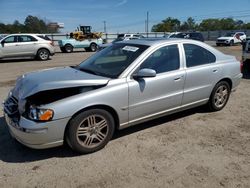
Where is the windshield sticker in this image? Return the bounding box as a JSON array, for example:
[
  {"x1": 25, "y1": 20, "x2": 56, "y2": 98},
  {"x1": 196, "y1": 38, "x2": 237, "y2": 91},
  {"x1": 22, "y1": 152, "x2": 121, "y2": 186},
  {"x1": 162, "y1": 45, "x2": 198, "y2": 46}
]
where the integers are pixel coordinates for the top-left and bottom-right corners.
[{"x1": 122, "y1": 46, "x2": 139, "y2": 52}]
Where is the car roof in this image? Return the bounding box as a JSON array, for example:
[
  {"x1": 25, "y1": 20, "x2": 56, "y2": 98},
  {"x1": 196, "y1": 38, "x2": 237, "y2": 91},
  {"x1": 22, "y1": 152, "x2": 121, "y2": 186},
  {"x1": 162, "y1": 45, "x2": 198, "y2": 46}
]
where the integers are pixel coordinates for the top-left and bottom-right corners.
[{"x1": 119, "y1": 38, "x2": 187, "y2": 46}]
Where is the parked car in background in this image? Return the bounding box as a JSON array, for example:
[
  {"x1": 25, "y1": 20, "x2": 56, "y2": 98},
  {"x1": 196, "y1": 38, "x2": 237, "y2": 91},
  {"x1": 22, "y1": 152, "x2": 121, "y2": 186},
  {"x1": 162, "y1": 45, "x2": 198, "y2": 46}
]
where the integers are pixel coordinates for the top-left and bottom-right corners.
[
  {"x1": 216, "y1": 32, "x2": 246, "y2": 46},
  {"x1": 58, "y1": 37, "x2": 103, "y2": 53},
  {"x1": 242, "y1": 37, "x2": 250, "y2": 72},
  {"x1": 165, "y1": 32, "x2": 204, "y2": 42},
  {"x1": 117, "y1": 33, "x2": 144, "y2": 40},
  {"x1": 0, "y1": 34, "x2": 55, "y2": 61},
  {"x1": 4, "y1": 38, "x2": 242, "y2": 154},
  {"x1": 99, "y1": 34, "x2": 144, "y2": 50}
]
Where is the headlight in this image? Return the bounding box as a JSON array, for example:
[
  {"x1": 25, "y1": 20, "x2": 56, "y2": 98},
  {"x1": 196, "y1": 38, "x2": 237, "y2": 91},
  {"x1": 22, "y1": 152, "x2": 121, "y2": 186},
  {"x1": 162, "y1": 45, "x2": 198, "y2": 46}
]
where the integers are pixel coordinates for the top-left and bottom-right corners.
[{"x1": 29, "y1": 105, "x2": 54, "y2": 121}]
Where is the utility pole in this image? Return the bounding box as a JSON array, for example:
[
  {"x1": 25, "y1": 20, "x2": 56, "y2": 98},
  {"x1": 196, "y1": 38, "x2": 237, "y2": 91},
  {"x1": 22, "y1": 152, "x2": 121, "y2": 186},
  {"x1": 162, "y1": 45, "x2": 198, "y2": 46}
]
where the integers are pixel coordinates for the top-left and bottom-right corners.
[
  {"x1": 103, "y1": 21, "x2": 107, "y2": 43},
  {"x1": 146, "y1": 11, "x2": 149, "y2": 38},
  {"x1": 103, "y1": 21, "x2": 107, "y2": 33}
]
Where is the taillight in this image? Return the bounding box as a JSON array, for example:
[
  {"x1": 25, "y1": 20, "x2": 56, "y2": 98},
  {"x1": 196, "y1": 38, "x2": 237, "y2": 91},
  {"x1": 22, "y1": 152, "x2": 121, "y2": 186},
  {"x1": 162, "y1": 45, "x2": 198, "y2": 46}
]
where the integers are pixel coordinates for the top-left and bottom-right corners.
[
  {"x1": 50, "y1": 41, "x2": 54, "y2": 46},
  {"x1": 240, "y1": 60, "x2": 244, "y2": 73}
]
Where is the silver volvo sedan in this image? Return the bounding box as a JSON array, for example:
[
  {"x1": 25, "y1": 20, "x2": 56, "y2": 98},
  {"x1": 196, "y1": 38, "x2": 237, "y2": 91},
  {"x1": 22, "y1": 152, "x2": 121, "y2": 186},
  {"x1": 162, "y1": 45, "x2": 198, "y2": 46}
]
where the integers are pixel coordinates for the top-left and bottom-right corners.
[{"x1": 3, "y1": 38, "x2": 242, "y2": 153}]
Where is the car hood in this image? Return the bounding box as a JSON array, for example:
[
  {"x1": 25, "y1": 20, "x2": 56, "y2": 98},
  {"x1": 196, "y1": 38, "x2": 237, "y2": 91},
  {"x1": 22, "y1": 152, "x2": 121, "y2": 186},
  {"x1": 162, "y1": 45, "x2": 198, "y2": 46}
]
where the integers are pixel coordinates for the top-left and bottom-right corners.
[
  {"x1": 12, "y1": 66, "x2": 110, "y2": 99},
  {"x1": 217, "y1": 37, "x2": 233, "y2": 40}
]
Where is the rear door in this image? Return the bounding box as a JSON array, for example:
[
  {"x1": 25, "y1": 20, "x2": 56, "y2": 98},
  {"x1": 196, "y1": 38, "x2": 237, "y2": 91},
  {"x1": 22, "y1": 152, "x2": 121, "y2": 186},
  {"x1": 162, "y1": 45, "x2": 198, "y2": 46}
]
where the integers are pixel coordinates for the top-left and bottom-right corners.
[
  {"x1": 17, "y1": 35, "x2": 38, "y2": 55},
  {"x1": 182, "y1": 43, "x2": 222, "y2": 105}
]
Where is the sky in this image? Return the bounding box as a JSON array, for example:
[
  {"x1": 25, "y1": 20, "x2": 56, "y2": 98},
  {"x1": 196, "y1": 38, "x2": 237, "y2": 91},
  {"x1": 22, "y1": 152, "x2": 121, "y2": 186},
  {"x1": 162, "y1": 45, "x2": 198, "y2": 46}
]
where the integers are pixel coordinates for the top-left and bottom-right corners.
[{"x1": 1, "y1": 0, "x2": 250, "y2": 33}]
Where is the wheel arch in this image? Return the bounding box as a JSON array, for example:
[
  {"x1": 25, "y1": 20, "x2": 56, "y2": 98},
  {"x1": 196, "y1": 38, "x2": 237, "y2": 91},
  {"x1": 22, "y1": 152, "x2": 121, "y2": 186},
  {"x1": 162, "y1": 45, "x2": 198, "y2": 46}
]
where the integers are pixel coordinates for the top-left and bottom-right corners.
[
  {"x1": 64, "y1": 43, "x2": 73, "y2": 47},
  {"x1": 64, "y1": 104, "x2": 120, "y2": 141},
  {"x1": 216, "y1": 78, "x2": 232, "y2": 90},
  {"x1": 89, "y1": 42, "x2": 97, "y2": 47},
  {"x1": 36, "y1": 47, "x2": 50, "y2": 56}
]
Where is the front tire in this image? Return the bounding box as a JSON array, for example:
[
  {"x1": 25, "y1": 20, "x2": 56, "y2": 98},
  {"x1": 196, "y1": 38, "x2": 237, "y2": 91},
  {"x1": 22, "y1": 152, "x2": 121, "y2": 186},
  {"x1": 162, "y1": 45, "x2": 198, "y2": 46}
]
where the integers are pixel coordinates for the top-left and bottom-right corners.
[
  {"x1": 229, "y1": 40, "x2": 234, "y2": 46},
  {"x1": 66, "y1": 109, "x2": 115, "y2": 154},
  {"x1": 37, "y1": 49, "x2": 50, "y2": 61},
  {"x1": 208, "y1": 81, "x2": 230, "y2": 111},
  {"x1": 89, "y1": 43, "x2": 98, "y2": 52}
]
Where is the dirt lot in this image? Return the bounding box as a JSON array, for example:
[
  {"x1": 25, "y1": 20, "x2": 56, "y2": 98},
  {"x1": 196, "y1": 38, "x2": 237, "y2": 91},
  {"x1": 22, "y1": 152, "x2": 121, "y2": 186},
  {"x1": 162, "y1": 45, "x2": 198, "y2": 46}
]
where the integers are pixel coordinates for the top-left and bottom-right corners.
[{"x1": 0, "y1": 44, "x2": 250, "y2": 188}]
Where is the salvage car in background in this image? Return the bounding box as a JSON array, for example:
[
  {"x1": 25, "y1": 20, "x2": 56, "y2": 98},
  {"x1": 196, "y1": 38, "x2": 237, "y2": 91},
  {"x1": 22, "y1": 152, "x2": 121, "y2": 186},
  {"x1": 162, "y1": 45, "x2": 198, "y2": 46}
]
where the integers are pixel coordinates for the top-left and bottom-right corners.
[
  {"x1": 216, "y1": 32, "x2": 246, "y2": 46},
  {"x1": 165, "y1": 32, "x2": 204, "y2": 42},
  {"x1": 242, "y1": 37, "x2": 250, "y2": 73},
  {"x1": 99, "y1": 34, "x2": 144, "y2": 50},
  {"x1": 3, "y1": 38, "x2": 242, "y2": 154},
  {"x1": 0, "y1": 34, "x2": 55, "y2": 61}
]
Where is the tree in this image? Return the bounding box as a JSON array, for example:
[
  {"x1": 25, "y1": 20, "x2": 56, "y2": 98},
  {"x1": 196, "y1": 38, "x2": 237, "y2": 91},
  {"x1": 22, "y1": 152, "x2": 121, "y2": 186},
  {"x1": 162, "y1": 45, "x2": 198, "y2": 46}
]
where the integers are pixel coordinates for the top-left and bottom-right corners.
[
  {"x1": 24, "y1": 15, "x2": 48, "y2": 33},
  {"x1": 219, "y1": 18, "x2": 235, "y2": 30},
  {"x1": 152, "y1": 17, "x2": 181, "y2": 32},
  {"x1": 180, "y1": 17, "x2": 196, "y2": 31},
  {"x1": 199, "y1": 18, "x2": 221, "y2": 31}
]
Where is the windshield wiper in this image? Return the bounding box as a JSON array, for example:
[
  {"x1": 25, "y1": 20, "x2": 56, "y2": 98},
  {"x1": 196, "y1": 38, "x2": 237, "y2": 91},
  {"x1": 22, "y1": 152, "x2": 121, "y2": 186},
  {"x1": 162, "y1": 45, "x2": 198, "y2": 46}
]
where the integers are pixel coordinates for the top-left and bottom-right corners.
[{"x1": 78, "y1": 67, "x2": 101, "y2": 76}]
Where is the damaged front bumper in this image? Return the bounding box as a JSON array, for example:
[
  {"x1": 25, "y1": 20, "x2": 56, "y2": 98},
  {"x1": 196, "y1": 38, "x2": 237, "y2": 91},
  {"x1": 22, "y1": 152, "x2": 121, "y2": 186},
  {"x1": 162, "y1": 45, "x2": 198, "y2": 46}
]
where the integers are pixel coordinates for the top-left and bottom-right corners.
[{"x1": 4, "y1": 114, "x2": 70, "y2": 149}]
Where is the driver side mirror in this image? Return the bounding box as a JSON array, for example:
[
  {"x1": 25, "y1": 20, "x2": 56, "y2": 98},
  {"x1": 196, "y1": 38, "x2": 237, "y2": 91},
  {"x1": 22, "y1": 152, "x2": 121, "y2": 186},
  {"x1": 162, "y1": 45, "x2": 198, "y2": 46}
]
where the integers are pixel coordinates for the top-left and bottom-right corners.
[
  {"x1": 1, "y1": 41, "x2": 4, "y2": 47},
  {"x1": 133, "y1": 68, "x2": 156, "y2": 79}
]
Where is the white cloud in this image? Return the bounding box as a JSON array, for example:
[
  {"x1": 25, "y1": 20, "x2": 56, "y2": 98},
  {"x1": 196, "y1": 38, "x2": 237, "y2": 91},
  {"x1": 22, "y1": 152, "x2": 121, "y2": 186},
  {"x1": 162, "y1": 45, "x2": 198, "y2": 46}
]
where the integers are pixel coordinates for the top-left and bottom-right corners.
[{"x1": 115, "y1": 0, "x2": 127, "y2": 7}]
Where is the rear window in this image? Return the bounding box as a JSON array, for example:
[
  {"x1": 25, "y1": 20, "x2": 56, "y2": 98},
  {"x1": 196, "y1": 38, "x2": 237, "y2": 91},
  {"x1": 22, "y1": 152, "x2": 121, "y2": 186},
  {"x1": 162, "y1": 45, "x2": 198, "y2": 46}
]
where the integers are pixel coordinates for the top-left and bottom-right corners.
[{"x1": 37, "y1": 35, "x2": 51, "y2": 41}]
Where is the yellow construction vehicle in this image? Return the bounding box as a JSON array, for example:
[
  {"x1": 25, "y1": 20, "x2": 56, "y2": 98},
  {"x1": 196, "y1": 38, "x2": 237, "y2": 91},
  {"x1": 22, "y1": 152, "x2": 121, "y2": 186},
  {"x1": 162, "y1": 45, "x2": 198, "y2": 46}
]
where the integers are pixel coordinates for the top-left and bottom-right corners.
[{"x1": 69, "y1": 26, "x2": 102, "y2": 41}]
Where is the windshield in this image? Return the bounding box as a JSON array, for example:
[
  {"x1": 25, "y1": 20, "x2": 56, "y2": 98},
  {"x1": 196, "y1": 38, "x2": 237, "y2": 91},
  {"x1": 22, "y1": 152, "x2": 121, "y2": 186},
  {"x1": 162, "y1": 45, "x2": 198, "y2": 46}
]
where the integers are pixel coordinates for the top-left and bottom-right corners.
[
  {"x1": 77, "y1": 43, "x2": 149, "y2": 78},
  {"x1": 112, "y1": 38, "x2": 124, "y2": 43},
  {"x1": 224, "y1": 33, "x2": 234, "y2": 37}
]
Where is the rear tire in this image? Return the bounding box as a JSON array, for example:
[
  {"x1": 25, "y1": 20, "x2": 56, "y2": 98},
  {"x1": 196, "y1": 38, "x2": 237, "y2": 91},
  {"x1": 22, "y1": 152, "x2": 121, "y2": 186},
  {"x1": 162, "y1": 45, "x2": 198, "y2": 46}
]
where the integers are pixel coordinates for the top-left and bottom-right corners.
[
  {"x1": 208, "y1": 81, "x2": 230, "y2": 111},
  {"x1": 66, "y1": 109, "x2": 115, "y2": 154},
  {"x1": 37, "y1": 49, "x2": 50, "y2": 61},
  {"x1": 60, "y1": 47, "x2": 66, "y2": 53}
]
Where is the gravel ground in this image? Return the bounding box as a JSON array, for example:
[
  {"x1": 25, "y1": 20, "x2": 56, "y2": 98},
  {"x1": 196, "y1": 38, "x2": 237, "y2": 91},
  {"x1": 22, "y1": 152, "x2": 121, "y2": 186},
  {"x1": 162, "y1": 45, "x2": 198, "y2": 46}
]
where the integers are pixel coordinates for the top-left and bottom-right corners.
[{"x1": 0, "y1": 44, "x2": 250, "y2": 188}]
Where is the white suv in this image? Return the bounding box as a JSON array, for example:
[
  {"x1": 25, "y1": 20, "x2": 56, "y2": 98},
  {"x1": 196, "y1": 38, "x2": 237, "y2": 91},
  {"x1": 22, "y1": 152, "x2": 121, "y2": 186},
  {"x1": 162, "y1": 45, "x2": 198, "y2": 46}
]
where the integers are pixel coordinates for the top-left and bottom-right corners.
[
  {"x1": 216, "y1": 32, "x2": 246, "y2": 46},
  {"x1": 0, "y1": 34, "x2": 55, "y2": 61}
]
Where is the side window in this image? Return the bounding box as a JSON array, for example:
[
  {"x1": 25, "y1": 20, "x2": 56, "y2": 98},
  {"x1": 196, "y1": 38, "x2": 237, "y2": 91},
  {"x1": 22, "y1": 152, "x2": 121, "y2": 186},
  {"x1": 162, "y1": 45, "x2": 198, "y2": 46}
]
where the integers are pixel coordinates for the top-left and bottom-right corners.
[
  {"x1": 184, "y1": 44, "x2": 216, "y2": 67},
  {"x1": 4, "y1": 36, "x2": 17, "y2": 43},
  {"x1": 140, "y1": 44, "x2": 180, "y2": 74},
  {"x1": 18, "y1": 35, "x2": 37, "y2": 42}
]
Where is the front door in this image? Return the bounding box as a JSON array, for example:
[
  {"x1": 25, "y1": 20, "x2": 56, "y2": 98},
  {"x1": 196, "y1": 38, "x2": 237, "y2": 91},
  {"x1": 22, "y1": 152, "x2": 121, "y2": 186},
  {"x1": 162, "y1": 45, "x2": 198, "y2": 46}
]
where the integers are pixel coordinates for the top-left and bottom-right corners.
[
  {"x1": 1, "y1": 35, "x2": 20, "y2": 57},
  {"x1": 128, "y1": 44, "x2": 185, "y2": 124}
]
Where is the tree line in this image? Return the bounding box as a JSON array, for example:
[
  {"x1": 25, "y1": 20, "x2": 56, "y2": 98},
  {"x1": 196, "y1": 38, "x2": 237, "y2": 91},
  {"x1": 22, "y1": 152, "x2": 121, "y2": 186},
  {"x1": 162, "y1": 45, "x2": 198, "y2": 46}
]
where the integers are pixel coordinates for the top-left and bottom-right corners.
[
  {"x1": 0, "y1": 15, "x2": 59, "y2": 34},
  {"x1": 151, "y1": 17, "x2": 250, "y2": 32}
]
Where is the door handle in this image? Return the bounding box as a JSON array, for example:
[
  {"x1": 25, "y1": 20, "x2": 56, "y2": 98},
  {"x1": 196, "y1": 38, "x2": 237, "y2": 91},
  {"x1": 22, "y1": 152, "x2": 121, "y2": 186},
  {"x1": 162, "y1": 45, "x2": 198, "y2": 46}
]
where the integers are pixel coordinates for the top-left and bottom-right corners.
[
  {"x1": 212, "y1": 69, "x2": 218, "y2": 73},
  {"x1": 174, "y1": 76, "x2": 182, "y2": 81}
]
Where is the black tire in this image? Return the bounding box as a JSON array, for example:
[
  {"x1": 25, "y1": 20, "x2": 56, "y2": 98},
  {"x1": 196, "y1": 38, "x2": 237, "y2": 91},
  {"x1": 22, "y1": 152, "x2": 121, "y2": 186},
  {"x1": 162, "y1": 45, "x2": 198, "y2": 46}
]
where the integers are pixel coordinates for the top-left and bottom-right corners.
[
  {"x1": 89, "y1": 43, "x2": 98, "y2": 52},
  {"x1": 60, "y1": 47, "x2": 66, "y2": 53},
  {"x1": 66, "y1": 109, "x2": 115, "y2": 154},
  {"x1": 65, "y1": 44, "x2": 73, "y2": 53},
  {"x1": 37, "y1": 49, "x2": 50, "y2": 61},
  {"x1": 208, "y1": 81, "x2": 231, "y2": 111},
  {"x1": 229, "y1": 40, "x2": 234, "y2": 46}
]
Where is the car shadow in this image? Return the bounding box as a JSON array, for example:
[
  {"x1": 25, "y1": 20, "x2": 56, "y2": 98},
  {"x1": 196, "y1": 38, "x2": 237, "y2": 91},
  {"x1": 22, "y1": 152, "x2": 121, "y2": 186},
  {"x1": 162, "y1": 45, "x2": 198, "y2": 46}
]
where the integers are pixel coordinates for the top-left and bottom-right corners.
[
  {"x1": 0, "y1": 106, "x2": 207, "y2": 163},
  {"x1": 0, "y1": 58, "x2": 52, "y2": 63}
]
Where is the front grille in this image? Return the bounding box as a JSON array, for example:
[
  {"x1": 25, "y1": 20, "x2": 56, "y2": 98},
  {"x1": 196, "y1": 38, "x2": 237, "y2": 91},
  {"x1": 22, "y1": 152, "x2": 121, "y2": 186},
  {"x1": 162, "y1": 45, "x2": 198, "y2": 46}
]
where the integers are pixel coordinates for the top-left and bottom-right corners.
[
  {"x1": 217, "y1": 39, "x2": 226, "y2": 42},
  {"x1": 4, "y1": 96, "x2": 20, "y2": 121}
]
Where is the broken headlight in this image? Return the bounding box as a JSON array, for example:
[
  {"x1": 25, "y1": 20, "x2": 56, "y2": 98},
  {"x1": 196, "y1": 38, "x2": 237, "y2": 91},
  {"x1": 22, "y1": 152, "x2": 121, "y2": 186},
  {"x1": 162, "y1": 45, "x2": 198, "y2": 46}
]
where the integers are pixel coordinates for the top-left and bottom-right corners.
[{"x1": 28, "y1": 106, "x2": 54, "y2": 121}]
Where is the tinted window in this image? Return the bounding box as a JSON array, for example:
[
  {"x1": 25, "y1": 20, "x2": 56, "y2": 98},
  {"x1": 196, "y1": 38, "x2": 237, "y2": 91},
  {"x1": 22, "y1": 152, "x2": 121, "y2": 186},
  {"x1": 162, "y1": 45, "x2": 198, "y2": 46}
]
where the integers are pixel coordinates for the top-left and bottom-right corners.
[
  {"x1": 140, "y1": 44, "x2": 180, "y2": 74},
  {"x1": 4, "y1": 36, "x2": 17, "y2": 43},
  {"x1": 18, "y1": 35, "x2": 37, "y2": 42},
  {"x1": 184, "y1": 44, "x2": 216, "y2": 67},
  {"x1": 37, "y1": 35, "x2": 51, "y2": 41},
  {"x1": 170, "y1": 33, "x2": 186, "y2": 38}
]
